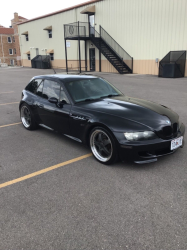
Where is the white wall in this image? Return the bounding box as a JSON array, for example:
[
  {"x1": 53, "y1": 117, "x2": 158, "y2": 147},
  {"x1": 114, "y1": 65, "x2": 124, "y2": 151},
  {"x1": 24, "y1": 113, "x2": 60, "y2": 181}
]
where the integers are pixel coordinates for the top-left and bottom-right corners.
[{"x1": 18, "y1": 0, "x2": 187, "y2": 74}]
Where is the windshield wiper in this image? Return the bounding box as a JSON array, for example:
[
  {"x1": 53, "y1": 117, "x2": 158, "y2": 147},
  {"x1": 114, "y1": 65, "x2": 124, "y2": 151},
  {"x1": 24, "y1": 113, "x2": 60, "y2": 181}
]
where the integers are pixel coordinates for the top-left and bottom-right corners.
[
  {"x1": 100, "y1": 94, "x2": 120, "y2": 99},
  {"x1": 84, "y1": 98, "x2": 95, "y2": 102},
  {"x1": 76, "y1": 98, "x2": 97, "y2": 103}
]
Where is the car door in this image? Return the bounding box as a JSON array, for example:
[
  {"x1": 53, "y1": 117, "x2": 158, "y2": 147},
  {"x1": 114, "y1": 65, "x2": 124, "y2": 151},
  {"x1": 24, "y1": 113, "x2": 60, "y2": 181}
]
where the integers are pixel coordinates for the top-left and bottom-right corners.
[
  {"x1": 37, "y1": 79, "x2": 71, "y2": 135},
  {"x1": 52, "y1": 85, "x2": 72, "y2": 135},
  {"x1": 69, "y1": 105, "x2": 91, "y2": 142}
]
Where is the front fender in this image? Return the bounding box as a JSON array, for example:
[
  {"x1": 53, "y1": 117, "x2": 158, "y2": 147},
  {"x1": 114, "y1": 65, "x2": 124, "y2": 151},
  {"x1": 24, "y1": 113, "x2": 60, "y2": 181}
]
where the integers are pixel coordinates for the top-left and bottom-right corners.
[{"x1": 82, "y1": 113, "x2": 150, "y2": 145}]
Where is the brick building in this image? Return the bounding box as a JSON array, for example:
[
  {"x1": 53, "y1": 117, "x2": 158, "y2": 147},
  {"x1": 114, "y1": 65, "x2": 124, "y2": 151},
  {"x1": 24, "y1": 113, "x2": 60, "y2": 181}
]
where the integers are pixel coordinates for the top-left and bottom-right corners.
[{"x1": 0, "y1": 13, "x2": 27, "y2": 66}]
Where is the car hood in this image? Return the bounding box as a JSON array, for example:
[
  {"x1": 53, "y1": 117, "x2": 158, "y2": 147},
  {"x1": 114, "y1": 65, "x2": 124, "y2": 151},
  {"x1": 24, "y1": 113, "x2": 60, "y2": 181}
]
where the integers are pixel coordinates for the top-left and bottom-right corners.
[{"x1": 78, "y1": 95, "x2": 179, "y2": 130}]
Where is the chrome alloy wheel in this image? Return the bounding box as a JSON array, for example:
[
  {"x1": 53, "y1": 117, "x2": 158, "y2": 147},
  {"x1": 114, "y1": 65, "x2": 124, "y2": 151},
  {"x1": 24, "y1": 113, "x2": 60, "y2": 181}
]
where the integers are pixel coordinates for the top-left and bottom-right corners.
[
  {"x1": 90, "y1": 129, "x2": 113, "y2": 162},
  {"x1": 21, "y1": 106, "x2": 31, "y2": 128}
]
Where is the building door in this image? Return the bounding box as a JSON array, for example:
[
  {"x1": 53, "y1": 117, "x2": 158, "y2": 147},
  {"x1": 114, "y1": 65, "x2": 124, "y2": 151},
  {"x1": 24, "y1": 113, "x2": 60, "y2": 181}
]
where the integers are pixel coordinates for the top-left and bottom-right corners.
[
  {"x1": 89, "y1": 48, "x2": 95, "y2": 71},
  {"x1": 10, "y1": 59, "x2": 14, "y2": 65},
  {"x1": 36, "y1": 48, "x2": 39, "y2": 56},
  {"x1": 89, "y1": 14, "x2": 95, "y2": 37}
]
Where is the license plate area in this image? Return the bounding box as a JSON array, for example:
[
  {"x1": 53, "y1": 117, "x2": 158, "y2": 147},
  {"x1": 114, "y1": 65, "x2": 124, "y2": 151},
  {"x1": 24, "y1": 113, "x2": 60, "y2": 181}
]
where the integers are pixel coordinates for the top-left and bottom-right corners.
[{"x1": 171, "y1": 136, "x2": 183, "y2": 150}]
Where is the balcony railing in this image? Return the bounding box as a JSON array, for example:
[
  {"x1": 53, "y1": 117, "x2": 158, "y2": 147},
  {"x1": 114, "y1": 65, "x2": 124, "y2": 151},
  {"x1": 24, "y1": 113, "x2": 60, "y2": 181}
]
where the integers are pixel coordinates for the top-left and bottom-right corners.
[
  {"x1": 64, "y1": 22, "x2": 100, "y2": 38},
  {"x1": 64, "y1": 22, "x2": 88, "y2": 38}
]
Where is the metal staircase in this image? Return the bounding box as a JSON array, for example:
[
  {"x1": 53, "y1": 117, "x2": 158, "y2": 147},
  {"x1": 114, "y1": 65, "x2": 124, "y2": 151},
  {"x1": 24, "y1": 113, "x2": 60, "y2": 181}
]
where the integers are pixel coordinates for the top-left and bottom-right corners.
[
  {"x1": 90, "y1": 26, "x2": 132, "y2": 74},
  {"x1": 90, "y1": 37, "x2": 132, "y2": 74},
  {"x1": 64, "y1": 22, "x2": 133, "y2": 74}
]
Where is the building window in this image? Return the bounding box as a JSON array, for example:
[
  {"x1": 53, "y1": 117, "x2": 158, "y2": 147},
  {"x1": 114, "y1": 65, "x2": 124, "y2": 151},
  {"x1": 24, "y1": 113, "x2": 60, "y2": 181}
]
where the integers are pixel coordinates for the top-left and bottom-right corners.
[
  {"x1": 48, "y1": 30, "x2": 52, "y2": 38},
  {"x1": 50, "y1": 53, "x2": 54, "y2": 61},
  {"x1": 27, "y1": 54, "x2": 30, "y2": 60},
  {"x1": 9, "y1": 49, "x2": 13, "y2": 55},
  {"x1": 12, "y1": 36, "x2": 15, "y2": 42},
  {"x1": 8, "y1": 37, "x2": 12, "y2": 43},
  {"x1": 10, "y1": 59, "x2": 14, "y2": 65},
  {"x1": 25, "y1": 34, "x2": 29, "y2": 41},
  {"x1": 14, "y1": 48, "x2": 16, "y2": 54}
]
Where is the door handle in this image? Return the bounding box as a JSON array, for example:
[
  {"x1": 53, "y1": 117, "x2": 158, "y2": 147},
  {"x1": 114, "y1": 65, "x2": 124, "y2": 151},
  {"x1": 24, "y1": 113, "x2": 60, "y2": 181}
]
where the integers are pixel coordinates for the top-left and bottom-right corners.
[{"x1": 39, "y1": 104, "x2": 44, "y2": 109}]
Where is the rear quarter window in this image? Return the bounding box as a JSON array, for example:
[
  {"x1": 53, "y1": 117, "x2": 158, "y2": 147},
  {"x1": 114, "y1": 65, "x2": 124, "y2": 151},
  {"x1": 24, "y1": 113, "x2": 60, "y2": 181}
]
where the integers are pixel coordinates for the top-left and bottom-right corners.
[{"x1": 26, "y1": 79, "x2": 43, "y2": 94}]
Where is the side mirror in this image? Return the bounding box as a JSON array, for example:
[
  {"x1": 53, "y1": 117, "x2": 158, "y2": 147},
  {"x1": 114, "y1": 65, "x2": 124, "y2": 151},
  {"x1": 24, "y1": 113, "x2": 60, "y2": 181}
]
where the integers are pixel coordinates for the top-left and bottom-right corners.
[
  {"x1": 57, "y1": 99, "x2": 67, "y2": 108},
  {"x1": 48, "y1": 97, "x2": 58, "y2": 104},
  {"x1": 60, "y1": 99, "x2": 67, "y2": 104}
]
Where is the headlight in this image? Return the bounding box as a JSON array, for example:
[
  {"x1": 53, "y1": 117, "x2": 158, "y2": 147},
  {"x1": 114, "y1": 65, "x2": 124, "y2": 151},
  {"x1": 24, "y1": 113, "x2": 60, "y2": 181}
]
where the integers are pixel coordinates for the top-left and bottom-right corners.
[{"x1": 124, "y1": 131, "x2": 157, "y2": 141}]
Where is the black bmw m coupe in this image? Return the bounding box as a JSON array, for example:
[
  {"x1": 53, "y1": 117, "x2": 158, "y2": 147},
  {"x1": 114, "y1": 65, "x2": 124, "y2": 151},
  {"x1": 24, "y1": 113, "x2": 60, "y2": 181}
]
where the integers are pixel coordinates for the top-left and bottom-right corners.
[{"x1": 19, "y1": 75, "x2": 185, "y2": 165}]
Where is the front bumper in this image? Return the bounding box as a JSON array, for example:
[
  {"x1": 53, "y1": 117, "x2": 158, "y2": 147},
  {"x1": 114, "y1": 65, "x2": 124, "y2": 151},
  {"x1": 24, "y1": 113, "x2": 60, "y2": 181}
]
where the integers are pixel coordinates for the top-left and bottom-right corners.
[{"x1": 114, "y1": 123, "x2": 185, "y2": 164}]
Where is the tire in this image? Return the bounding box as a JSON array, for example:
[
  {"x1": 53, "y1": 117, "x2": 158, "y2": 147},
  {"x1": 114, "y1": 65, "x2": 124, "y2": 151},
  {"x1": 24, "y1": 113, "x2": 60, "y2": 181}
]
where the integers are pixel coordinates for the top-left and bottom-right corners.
[
  {"x1": 89, "y1": 127, "x2": 118, "y2": 165},
  {"x1": 20, "y1": 103, "x2": 38, "y2": 130}
]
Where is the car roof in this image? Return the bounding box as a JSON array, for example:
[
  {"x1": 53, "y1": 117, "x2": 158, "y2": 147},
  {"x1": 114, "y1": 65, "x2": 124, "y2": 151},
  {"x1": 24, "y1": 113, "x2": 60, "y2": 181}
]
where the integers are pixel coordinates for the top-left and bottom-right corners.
[{"x1": 34, "y1": 74, "x2": 98, "y2": 82}]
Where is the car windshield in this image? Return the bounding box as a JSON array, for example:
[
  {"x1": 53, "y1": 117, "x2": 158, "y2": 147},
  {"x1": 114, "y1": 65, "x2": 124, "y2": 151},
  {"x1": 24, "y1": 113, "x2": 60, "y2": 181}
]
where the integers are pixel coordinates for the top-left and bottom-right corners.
[{"x1": 64, "y1": 78, "x2": 123, "y2": 103}]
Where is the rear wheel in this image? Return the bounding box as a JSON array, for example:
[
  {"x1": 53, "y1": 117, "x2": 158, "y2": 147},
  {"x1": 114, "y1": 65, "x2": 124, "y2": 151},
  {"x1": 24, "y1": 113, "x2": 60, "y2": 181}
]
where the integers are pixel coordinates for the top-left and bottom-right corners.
[
  {"x1": 89, "y1": 127, "x2": 118, "y2": 165},
  {"x1": 20, "y1": 103, "x2": 38, "y2": 130}
]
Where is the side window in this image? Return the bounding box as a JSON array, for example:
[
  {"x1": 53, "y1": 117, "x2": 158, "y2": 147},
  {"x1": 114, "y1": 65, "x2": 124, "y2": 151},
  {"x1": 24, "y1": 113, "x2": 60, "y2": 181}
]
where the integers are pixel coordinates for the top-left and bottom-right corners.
[
  {"x1": 42, "y1": 80, "x2": 60, "y2": 100},
  {"x1": 26, "y1": 79, "x2": 43, "y2": 94},
  {"x1": 36, "y1": 81, "x2": 43, "y2": 97},
  {"x1": 9, "y1": 49, "x2": 13, "y2": 55},
  {"x1": 60, "y1": 88, "x2": 70, "y2": 104}
]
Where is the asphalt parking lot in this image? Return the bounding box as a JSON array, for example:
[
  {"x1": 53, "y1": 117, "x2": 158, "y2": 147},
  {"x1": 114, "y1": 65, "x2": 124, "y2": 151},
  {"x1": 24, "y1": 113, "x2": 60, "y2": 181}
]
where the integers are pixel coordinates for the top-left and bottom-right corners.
[{"x1": 0, "y1": 67, "x2": 186, "y2": 250}]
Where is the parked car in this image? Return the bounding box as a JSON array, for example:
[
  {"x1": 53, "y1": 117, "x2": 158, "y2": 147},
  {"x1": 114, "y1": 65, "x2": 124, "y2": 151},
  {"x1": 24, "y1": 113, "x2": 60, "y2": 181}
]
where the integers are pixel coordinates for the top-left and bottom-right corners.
[{"x1": 19, "y1": 75, "x2": 185, "y2": 165}]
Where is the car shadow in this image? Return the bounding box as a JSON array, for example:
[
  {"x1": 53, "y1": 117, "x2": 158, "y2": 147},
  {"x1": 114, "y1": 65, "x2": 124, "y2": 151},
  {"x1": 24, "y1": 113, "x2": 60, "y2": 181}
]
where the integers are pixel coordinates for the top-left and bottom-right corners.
[
  {"x1": 34, "y1": 126, "x2": 182, "y2": 171},
  {"x1": 112, "y1": 150, "x2": 181, "y2": 171}
]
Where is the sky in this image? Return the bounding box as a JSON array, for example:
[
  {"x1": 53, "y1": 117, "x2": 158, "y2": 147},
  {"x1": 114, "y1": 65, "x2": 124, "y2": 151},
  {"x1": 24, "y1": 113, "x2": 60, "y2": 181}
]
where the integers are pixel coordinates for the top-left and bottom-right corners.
[{"x1": 1, "y1": 0, "x2": 88, "y2": 27}]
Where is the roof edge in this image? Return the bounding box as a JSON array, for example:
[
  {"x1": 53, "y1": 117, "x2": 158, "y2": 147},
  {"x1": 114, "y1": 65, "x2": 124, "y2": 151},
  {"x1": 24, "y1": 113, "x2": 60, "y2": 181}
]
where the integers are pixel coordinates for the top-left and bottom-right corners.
[
  {"x1": 18, "y1": 0, "x2": 103, "y2": 25},
  {"x1": 0, "y1": 27, "x2": 14, "y2": 34}
]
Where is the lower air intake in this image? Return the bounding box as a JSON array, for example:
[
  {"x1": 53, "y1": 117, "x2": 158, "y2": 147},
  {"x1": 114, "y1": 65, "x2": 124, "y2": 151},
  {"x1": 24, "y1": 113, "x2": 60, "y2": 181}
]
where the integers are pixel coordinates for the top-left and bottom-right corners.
[{"x1": 162, "y1": 126, "x2": 172, "y2": 137}]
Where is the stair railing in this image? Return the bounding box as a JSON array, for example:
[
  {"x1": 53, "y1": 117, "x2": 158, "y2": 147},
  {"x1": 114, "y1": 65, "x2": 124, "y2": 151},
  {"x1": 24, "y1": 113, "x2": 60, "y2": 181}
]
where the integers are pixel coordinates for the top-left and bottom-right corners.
[
  {"x1": 100, "y1": 26, "x2": 133, "y2": 72},
  {"x1": 63, "y1": 22, "x2": 133, "y2": 73}
]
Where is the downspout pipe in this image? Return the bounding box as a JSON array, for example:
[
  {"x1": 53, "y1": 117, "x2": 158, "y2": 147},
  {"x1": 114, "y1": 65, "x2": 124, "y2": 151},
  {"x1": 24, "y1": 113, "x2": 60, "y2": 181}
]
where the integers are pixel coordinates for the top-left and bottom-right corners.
[{"x1": 1, "y1": 35, "x2": 5, "y2": 63}]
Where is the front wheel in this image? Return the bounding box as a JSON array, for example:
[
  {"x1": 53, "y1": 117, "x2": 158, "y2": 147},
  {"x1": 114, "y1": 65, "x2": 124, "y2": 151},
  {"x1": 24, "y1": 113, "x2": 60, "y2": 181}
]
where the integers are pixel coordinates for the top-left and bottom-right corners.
[{"x1": 89, "y1": 127, "x2": 118, "y2": 165}]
